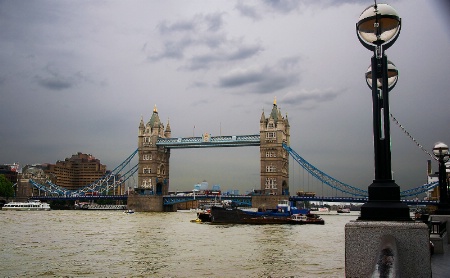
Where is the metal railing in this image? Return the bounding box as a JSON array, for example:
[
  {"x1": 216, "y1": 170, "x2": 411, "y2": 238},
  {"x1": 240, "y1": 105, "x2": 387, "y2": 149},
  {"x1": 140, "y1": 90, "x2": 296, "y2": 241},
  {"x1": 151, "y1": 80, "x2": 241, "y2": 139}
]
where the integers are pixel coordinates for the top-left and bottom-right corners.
[{"x1": 430, "y1": 220, "x2": 447, "y2": 237}]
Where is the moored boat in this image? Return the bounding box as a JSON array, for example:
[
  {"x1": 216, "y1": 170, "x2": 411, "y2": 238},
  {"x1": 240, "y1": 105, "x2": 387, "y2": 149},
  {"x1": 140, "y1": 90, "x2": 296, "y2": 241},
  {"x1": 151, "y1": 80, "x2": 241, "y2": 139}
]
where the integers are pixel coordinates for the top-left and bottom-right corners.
[
  {"x1": 289, "y1": 213, "x2": 325, "y2": 225},
  {"x1": 74, "y1": 201, "x2": 126, "y2": 210},
  {"x1": 209, "y1": 200, "x2": 324, "y2": 225},
  {"x1": 337, "y1": 208, "x2": 351, "y2": 213},
  {"x1": 2, "y1": 200, "x2": 51, "y2": 211}
]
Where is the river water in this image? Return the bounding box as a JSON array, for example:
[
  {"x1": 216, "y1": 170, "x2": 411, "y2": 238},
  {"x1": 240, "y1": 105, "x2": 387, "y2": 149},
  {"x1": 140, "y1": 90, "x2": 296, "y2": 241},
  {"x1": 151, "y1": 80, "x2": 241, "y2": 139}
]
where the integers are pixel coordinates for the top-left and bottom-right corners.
[{"x1": 0, "y1": 210, "x2": 359, "y2": 277}]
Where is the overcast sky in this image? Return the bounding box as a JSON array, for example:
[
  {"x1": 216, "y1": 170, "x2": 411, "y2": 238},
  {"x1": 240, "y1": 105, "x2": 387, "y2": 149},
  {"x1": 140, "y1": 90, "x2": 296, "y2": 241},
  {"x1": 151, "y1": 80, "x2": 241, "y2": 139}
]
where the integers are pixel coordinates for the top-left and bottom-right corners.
[{"x1": 1, "y1": 0, "x2": 449, "y2": 195}]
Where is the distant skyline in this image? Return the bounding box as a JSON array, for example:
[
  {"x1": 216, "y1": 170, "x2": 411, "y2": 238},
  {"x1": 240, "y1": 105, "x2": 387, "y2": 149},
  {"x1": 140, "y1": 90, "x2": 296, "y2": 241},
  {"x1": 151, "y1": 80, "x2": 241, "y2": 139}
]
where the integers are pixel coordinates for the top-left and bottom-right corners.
[{"x1": 1, "y1": 0, "x2": 449, "y2": 195}]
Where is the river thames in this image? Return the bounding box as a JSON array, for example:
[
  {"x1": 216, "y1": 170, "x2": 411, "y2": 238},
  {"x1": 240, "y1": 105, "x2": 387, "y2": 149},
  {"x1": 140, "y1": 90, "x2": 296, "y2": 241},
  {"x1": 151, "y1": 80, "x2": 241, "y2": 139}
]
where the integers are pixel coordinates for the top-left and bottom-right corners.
[{"x1": 0, "y1": 210, "x2": 359, "y2": 277}]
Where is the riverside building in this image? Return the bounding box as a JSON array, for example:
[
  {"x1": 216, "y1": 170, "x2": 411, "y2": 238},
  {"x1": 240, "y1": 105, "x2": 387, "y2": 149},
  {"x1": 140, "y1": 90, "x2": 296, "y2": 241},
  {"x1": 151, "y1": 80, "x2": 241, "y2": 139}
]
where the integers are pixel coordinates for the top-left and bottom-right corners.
[{"x1": 46, "y1": 152, "x2": 107, "y2": 191}]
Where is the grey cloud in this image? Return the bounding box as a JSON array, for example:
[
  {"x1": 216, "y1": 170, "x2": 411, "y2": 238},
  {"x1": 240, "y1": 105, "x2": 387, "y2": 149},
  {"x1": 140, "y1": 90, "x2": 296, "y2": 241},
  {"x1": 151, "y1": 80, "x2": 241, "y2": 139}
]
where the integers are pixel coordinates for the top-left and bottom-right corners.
[
  {"x1": 228, "y1": 45, "x2": 262, "y2": 60},
  {"x1": 280, "y1": 88, "x2": 342, "y2": 108},
  {"x1": 219, "y1": 69, "x2": 263, "y2": 88},
  {"x1": 151, "y1": 14, "x2": 225, "y2": 62},
  {"x1": 262, "y1": 0, "x2": 301, "y2": 14},
  {"x1": 158, "y1": 20, "x2": 196, "y2": 35},
  {"x1": 237, "y1": 0, "x2": 363, "y2": 19},
  {"x1": 204, "y1": 13, "x2": 225, "y2": 32},
  {"x1": 37, "y1": 77, "x2": 72, "y2": 90},
  {"x1": 235, "y1": 2, "x2": 262, "y2": 20},
  {"x1": 149, "y1": 37, "x2": 194, "y2": 61},
  {"x1": 33, "y1": 65, "x2": 99, "y2": 91},
  {"x1": 186, "y1": 44, "x2": 262, "y2": 70},
  {"x1": 150, "y1": 12, "x2": 262, "y2": 69},
  {"x1": 34, "y1": 65, "x2": 75, "y2": 91},
  {"x1": 158, "y1": 12, "x2": 225, "y2": 35},
  {"x1": 218, "y1": 58, "x2": 301, "y2": 94}
]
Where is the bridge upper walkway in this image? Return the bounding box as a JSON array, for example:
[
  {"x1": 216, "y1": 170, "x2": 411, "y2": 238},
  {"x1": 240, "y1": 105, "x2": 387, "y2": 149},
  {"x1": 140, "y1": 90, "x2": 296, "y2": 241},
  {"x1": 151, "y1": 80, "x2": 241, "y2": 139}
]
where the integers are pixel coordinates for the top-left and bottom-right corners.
[{"x1": 156, "y1": 134, "x2": 260, "y2": 148}]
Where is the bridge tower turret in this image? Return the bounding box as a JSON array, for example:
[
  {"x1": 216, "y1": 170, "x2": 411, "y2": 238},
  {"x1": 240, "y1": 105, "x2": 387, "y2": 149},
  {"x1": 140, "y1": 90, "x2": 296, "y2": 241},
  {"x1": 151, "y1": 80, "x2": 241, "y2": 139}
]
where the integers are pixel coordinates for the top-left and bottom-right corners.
[
  {"x1": 137, "y1": 105, "x2": 170, "y2": 195},
  {"x1": 259, "y1": 98, "x2": 290, "y2": 195}
]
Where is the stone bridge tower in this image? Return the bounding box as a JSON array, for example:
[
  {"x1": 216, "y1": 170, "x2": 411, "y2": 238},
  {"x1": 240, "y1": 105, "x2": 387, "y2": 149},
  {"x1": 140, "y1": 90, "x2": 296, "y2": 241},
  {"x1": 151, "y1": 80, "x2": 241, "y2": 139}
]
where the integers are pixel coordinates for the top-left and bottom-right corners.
[
  {"x1": 259, "y1": 99, "x2": 290, "y2": 195},
  {"x1": 137, "y1": 105, "x2": 171, "y2": 195}
]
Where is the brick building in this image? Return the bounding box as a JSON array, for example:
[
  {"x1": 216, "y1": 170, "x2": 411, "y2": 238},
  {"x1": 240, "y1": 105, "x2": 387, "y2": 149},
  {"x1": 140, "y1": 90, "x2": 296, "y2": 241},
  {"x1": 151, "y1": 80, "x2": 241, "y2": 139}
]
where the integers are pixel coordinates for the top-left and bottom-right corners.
[{"x1": 47, "y1": 152, "x2": 107, "y2": 191}]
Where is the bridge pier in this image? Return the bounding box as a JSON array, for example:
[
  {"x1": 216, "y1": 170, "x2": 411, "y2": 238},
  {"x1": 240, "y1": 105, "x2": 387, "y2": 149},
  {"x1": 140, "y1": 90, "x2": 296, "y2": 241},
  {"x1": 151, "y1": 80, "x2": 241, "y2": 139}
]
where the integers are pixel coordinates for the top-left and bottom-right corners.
[
  {"x1": 251, "y1": 195, "x2": 289, "y2": 210},
  {"x1": 127, "y1": 194, "x2": 176, "y2": 212}
]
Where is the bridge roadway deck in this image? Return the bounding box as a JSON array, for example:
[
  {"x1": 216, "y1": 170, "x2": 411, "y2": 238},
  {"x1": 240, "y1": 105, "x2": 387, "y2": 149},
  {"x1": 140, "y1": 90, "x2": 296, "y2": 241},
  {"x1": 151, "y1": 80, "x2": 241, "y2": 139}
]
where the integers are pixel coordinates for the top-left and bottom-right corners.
[{"x1": 31, "y1": 194, "x2": 438, "y2": 206}]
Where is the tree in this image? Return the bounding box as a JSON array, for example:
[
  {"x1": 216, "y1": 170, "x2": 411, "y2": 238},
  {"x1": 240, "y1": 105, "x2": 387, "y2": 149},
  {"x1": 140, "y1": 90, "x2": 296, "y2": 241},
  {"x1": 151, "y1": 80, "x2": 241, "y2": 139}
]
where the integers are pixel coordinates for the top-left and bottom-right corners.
[{"x1": 0, "y1": 174, "x2": 14, "y2": 199}]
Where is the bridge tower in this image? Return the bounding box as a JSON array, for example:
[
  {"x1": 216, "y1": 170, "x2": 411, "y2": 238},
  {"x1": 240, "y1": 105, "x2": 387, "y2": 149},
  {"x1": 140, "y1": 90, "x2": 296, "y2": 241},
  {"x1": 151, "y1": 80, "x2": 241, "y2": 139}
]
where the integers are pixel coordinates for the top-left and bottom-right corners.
[
  {"x1": 137, "y1": 105, "x2": 171, "y2": 195},
  {"x1": 259, "y1": 99, "x2": 290, "y2": 195}
]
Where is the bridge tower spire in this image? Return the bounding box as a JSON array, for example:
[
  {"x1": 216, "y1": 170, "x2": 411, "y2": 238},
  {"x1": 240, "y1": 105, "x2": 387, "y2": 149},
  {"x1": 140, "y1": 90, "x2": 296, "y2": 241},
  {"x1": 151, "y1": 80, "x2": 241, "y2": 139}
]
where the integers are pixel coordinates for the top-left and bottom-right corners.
[
  {"x1": 259, "y1": 100, "x2": 290, "y2": 195},
  {"x1": 137, "y1": 105, "x2": 170, "y2": 195}
]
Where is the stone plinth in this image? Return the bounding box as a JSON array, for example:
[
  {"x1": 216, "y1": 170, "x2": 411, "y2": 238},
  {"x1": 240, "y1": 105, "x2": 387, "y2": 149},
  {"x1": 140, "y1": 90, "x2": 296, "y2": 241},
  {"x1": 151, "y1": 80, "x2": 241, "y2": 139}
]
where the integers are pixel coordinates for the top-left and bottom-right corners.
[{"x1": 345, "y1": 221, "x2": 431, "y2": 277}]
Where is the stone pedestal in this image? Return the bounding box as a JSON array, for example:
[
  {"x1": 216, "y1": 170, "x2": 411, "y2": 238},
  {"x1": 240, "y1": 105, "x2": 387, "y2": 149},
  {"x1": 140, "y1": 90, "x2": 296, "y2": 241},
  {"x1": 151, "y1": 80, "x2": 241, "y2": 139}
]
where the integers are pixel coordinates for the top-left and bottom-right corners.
[{"x1": 345, "y1": 221, "x2": 431, "y2": 277}]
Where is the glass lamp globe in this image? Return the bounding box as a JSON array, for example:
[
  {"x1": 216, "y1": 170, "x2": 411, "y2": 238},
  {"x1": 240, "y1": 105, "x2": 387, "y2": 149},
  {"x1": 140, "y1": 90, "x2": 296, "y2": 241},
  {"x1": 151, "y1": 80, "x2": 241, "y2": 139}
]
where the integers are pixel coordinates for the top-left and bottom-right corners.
[
  {"x1": 365, "y1": 60, "x2": 398, "y2": 90},
  {"x1": 357, "y1": 3, "x2": 401, "y2": 47},
  {"x1": 433, "y1": 142, "x2": 449, "y2": 162}
]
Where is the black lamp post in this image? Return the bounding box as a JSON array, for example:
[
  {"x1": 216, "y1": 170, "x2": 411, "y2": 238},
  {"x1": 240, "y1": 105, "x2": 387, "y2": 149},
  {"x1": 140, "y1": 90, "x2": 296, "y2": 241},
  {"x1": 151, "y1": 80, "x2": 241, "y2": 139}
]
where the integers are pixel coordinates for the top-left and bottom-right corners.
[
  {"x1": 433, "y1": 142, "x2": 450, "y2": 215},
  {"x1": 356, "y1": 3, "x2": 411, "y2": 221}
]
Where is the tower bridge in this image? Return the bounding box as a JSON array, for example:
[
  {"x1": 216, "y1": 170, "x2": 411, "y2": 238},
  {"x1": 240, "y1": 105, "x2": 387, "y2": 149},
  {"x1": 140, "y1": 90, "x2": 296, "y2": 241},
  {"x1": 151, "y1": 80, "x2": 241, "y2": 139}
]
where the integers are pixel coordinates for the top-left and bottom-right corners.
[
  {"x1": 136, "y1": 100, "x2": 290, "y2": 199},
  {"x1": 28, "y1": 100, "x2": 440, "y2": 211}
]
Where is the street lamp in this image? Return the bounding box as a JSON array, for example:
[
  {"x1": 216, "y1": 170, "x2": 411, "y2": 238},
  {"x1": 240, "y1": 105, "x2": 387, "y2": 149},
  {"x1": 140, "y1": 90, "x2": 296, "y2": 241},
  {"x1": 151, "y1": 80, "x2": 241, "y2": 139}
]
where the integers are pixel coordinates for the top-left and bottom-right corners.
[
  {"x1": 433, "y1": 142, "x2": 450, "y2": 214},
  {"x1": 356, "y1": 3, "x2": 411, "y2": 221}
]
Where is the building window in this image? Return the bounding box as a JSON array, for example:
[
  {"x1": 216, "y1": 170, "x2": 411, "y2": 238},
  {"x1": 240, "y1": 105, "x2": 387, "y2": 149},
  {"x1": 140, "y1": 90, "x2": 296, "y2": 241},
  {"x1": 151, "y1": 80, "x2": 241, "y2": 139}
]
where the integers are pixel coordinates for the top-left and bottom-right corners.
[
  {"x1": 265, "y1": 151, "x2": 276, "y2": 158},
  {"x1": 265, "y1": 177, "x2": 277, "y2": 189},
  {"x1": 266, "y1": 165, "x2": 276, "y2": 172},
  {"x1": 266, "y1": 132, "x2": 276, "y2": 139},
  {"x1": 143, "y1": 154, "x2": 152, "y2": 161},
  {"x1": 143, "y1": 167, "x2": 151, "y2": 174},
  {"x1": 268, "y1": 122, "x2": 274, "y2": 129},
  {"x1": 142, "y1": 178, "x2": 152, "y2": 189}
]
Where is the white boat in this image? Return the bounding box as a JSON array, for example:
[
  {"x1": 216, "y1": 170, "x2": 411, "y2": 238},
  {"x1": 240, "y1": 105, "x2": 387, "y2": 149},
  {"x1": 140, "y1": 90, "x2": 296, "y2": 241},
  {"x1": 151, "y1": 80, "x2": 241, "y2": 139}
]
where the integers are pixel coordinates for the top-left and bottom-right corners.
[
  {"x1": 337, "y1": 208, "x2": 351, "y2": 213},
  {"x1": 318, "y1": 207, "x2": 329, "y2": 212},
  {"x1": 2, "y1": 200, "x2": 51, "y2": 211}
]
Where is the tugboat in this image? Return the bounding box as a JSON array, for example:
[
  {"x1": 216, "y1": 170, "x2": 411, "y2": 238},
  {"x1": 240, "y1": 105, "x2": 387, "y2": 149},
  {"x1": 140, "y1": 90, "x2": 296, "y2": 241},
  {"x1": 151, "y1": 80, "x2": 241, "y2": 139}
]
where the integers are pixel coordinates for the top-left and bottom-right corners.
[{"x1": 196, "y1": 209, "x2": 212, "y2": 222}]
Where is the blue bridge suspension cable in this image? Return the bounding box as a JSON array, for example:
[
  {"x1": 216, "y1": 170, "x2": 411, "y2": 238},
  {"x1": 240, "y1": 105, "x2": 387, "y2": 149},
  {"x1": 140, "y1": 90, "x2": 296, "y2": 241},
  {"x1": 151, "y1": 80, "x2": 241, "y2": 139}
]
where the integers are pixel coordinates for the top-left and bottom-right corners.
[
  {"x1": 28, "y1": 141, "x2": 439, "y2": 199},
  {"x1": 283, "y1": 143, "x2": 368, "y2": 197}
]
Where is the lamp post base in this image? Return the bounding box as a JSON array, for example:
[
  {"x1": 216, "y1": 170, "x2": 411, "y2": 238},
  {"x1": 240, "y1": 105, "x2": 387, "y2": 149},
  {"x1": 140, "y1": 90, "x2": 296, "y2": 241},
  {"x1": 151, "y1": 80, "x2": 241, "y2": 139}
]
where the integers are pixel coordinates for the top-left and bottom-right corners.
[
  {"x1": 359, "y1": 201, "x2": 411, "y2": 221},
  {"x1": 358, "y1": 180, "x2": 412, "y2": 221}
]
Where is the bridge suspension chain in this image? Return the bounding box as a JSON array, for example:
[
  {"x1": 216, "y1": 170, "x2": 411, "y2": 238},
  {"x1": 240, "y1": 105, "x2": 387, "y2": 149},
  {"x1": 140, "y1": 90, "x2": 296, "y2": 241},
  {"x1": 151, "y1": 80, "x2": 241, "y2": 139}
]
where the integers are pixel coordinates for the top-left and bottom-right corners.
[
  {"x1": 390, "y1": 113, "x2": 437, "y2": 161},
  {"x1": 283, "y1": 143, "x2": 368, "y2": 197},
  {"x1": 284, "y1": 143, "x2": 439, "y2": 198}
]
